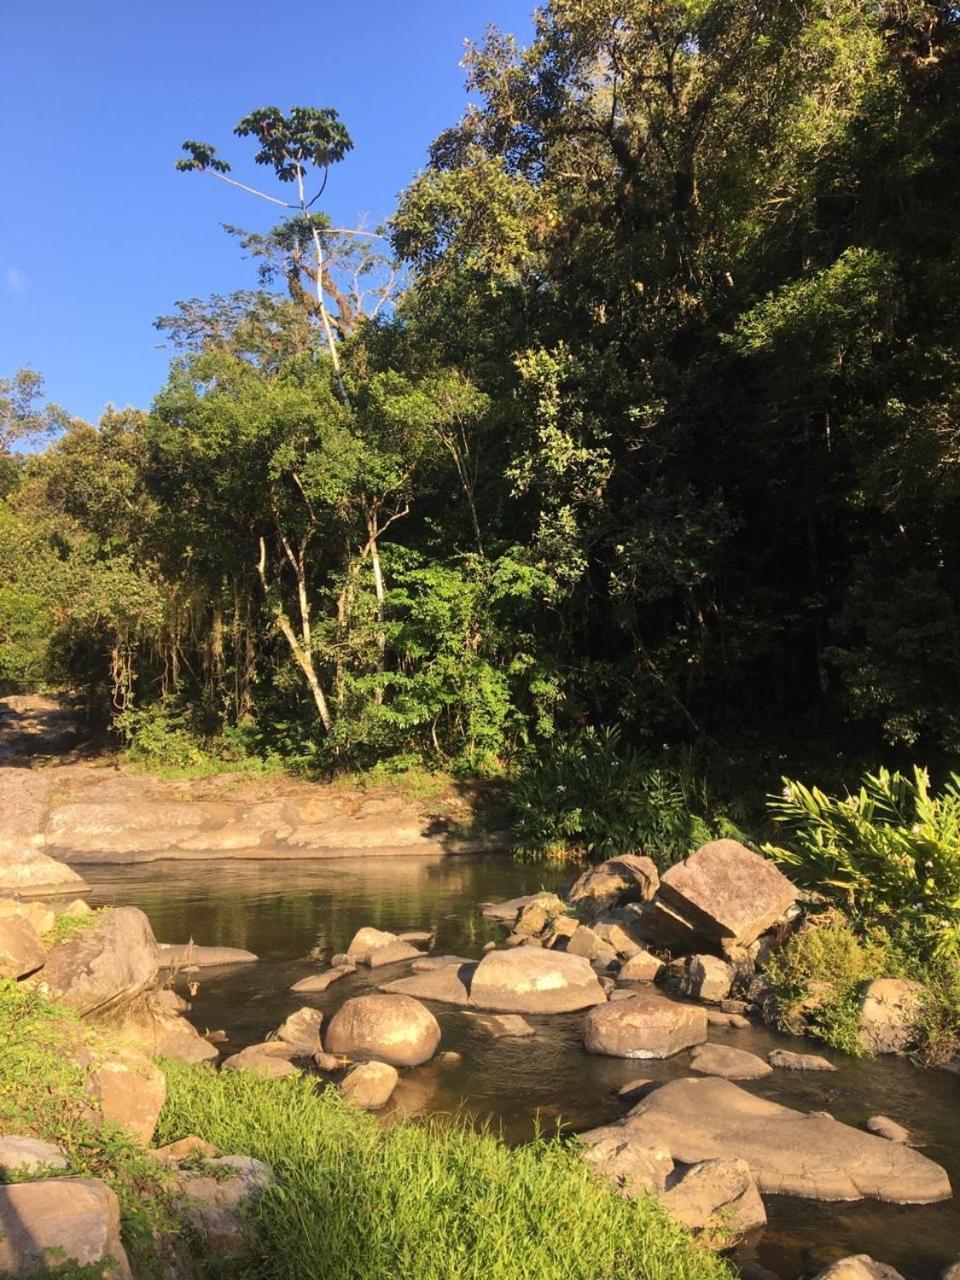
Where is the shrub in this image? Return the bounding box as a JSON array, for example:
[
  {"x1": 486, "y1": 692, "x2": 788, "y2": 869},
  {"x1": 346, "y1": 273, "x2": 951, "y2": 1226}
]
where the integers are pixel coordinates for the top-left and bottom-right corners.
[
  {"x1": 159, "y1": 1061, "x2": 733, "y2": 1280},
  {"x1": 765, "y1": 767, "x2": 960, "y2": 960},
  {"x1": 510, "y1": 727, "x2": 742, "y2": 864}
]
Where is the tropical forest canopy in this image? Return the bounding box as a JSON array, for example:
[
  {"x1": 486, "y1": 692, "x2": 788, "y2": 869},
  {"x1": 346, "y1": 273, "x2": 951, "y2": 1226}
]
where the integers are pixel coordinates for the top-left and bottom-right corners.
[{"x1": 2, "y1": 0, "x2": 959, "y2": 796}]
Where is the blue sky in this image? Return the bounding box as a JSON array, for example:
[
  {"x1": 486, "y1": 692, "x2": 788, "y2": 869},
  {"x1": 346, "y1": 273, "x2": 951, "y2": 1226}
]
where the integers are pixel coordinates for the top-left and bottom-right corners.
[{"x1": 0, "y1": 1, "x2": 533, "y2": 423}]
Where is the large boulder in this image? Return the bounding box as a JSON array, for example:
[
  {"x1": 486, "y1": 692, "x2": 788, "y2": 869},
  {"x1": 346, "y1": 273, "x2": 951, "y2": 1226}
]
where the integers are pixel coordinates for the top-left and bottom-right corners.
[
  {"x1": 567, "y1": 855, "x2": 660, "y2": 914},
  {"x1": 683, "y1": 955, "x2": 734, "y2": 1003},
  {"x1": 273, "y1": 1006, "x2": 324, "y2": 1055},
  {"x1": 40, "y1": 907, "x2": 160, "y2": 1018},
  {"x1": 644, "y1": 840, "x2": 796, "y2": 950},
  {"x1": 325, "y1": 994, "x2": 440, "y2": 1067},
  {"x1": 108, "y1": 989, "x2": 219, "y2": 1064},
  {"x1": 0, "y1": 913, "x2": 45, "y2": 979},
  {"x1": 468, "y1": 947, "x2": 607, "y2": 1013},
  {"x1": 859, "y1": 978, "x2": 923, "y2": 1055},
  {"x1": 0, "y1": 767, "x2": 87, "y2": 895},
  {"x1": 614, "y1": 1076, "x2": 951, "y2": 1202},
  {"x1": 584, "y1": 993, "x2": 707, "y2": 1058},
  {"x1": 0, "y1": 1177, "x2": 131, "y2": 1277}
]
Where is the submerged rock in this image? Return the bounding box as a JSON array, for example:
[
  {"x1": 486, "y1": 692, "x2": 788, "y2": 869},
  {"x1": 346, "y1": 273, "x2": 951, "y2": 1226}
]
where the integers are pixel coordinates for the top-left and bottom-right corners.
[
  {"x1": 0, "y1": 1177, "x2": 131, "y2": 1278},
  {"x1": 290, "y1": 964, "x2": 353, "y2": 993},
  {"x1": 584, "y1": 993, "x2": 707, "y2": 1059},
  {"x1": 866, "y1": 1115, "x2": 913, "y2": 1145},
  {"x1": 768, "y1": 1048, "x2": 836, "y2": 1072},
  {"x1": 614, "y1": 1076, "x2": 951, "y2": 1203},
  {"x1": 464, "y1": 1012, "x2": 536, "y2": 1038},
  {"x1": 689, "y1": 1043, "x2": 772, "y2": 1080},
  {"x1": 325, "y1": 993, "x2": 440, "y2": 1067},
  {"x1": 158, "y1": 942, "x2": 258, "y2": 969}
]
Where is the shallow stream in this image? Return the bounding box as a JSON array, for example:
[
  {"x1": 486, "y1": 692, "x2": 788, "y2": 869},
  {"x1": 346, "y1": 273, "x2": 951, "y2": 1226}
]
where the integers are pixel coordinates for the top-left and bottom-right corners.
[{"x1": 81, "y1": 855, "x2": 960, "y2": 1280}]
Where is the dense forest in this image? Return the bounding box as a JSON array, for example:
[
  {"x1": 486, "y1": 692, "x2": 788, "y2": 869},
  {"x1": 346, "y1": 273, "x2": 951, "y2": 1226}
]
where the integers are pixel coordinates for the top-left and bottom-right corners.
[{"x1": 2, "y1": 0, "x2": 958, "y2": 811}]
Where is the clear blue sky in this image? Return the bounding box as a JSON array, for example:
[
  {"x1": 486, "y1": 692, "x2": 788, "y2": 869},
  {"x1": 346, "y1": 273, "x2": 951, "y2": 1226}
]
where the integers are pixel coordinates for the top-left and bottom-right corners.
[{"x1": 0, "y1": 1, "x2": 533, "y2": 423}]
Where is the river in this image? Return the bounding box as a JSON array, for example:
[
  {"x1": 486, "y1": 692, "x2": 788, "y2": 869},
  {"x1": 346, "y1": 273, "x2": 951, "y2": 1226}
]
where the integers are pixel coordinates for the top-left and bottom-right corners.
[{"x1": 81, "y1": 854, "x2": 960, "y2": 1280}]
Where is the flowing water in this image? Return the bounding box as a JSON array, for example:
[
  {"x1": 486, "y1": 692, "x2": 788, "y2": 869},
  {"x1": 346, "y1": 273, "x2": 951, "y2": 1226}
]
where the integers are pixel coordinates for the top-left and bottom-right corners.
[{"x1": 81, "y1": 855, "x2": 960, "y2": 1280}]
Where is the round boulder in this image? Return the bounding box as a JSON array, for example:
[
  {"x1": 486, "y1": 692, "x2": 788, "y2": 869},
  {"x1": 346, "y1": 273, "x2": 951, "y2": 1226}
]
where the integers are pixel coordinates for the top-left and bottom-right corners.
[
  {"x1": 325, "y1": 994, "x2": 440, "y2": 1067},
  {"x1": 339, "y1": 1061, "x2": 399, "y2": 1110},
  {"x1": 584, "y1": 992, "x2": 707, "y2": 1059}
]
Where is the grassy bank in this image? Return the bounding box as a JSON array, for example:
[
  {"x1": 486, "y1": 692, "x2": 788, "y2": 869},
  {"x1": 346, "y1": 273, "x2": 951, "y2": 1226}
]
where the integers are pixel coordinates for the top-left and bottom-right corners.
[{"x1": 158, "y1": 1062, "x2": 733, "y2": 1280}]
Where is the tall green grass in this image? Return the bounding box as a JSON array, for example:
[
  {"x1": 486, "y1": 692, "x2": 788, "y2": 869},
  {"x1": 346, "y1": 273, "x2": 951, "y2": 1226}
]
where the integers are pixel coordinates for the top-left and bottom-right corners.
[{"x1": 159, "y1": 1062, "x2": 733, "y2": 1280}]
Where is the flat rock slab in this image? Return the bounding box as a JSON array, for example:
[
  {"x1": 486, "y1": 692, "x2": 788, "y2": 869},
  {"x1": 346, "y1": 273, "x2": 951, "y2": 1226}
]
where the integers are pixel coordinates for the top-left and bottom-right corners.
[
  {"x1": 159, "y1": 943, "x2": 258, "y2": 968},
  {"x1": 481, "y1": 896, "x2": 533, "y2": 923},
  {"x1": 367, "y1": 940, "x2": 424, "y2": 968},
  {"x1": 411, "y1": 954, "x2": 473, "y2": 972},
  {"x1": 622, "y1": 1077, "x2": 951, "y2": 1203},
  {"x1": 584, "y1": 993, "x2": 707, "y2": 1059},
  {"x1": 290, "y1": 966, "x2": 352, "y2": 993},
  {"x1": 690, "y1": 1043, "x2": 773, "y2": 1080}
]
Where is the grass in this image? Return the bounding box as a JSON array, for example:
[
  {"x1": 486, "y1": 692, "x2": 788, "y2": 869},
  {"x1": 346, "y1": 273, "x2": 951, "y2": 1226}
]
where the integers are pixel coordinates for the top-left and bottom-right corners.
[{"x1": 158, "y1": 1062, "x2": 733, "y2": 1280}]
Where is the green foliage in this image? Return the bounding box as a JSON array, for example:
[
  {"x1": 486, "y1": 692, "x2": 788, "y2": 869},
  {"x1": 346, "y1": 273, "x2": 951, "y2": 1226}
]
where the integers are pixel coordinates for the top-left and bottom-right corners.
[
  {"x1": 158, "y1": 1061, "x2": 733, "y2": 1280},
  {"x1": 766, "y1": 767, "x2": 960, "y2": 959},
  {"x1": 511, "y1": 728, "x2": 742, "y2": 864},
  {"x1": 766, "y1": 915, "x2": 892, "y2": 1057}
]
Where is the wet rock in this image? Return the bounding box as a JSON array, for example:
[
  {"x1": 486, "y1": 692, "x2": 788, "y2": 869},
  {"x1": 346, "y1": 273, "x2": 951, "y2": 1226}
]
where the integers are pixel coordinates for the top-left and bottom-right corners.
[
  {"x1": 859, "y1": 978, "x2": 922, "y2": 1055},
  {"x1": 661, "y1": 1157, "x2": 766, "y2": 1243},
  {"x1": 684, "y1": 955, "x2": 734, "y2": 1003},
  {"x1": 438, "y1": 1050, "x2": 462, "y2": 1065},
  {"x1": 158, "y1": 942, "x2": 258, "y2": 969},
  {"x1": 647, "y1": 840, "x2": 797, "y2": 950},
  {"x1": 40, "y1": 906, "x2": 159, "y2": 1018},
  {"x1": 338, "y1": 1061, "x2": 399, "y2": 1110},
  {"x1": 689, "y1": 1043, "x2": 772, "y2": 1080},
  {"x1": 584, "y1": 993, "x2": 708, "y2": 1059},
  {"x1": 581, "y1": 1132, "x2": 673, "y2": 1197},
  {"x1": 346, "y1": 926, "x2": 400, "y2": 964},
  {"x1": 618, "y1": 949, "x2": 664, "y2": 982},
  {"x1": 567, "y1": 855, "x2": 659, "y2": 914},
  {"x1": 397, "y1": 930, "x2": 432, "y2": 944},
  {"x1": 0, "y1": 1135, "x2": 68, "y2": 1175},
  {"x1": 616, "y1": 1076, "x2": 653, "y2": 1100},
  {"x1": 708, "y1": 1011, "x2": 751, "y2": 1029},
  {"x1": 0, "y1": 1177, "x2": 131, "y2": 1278},
  {"x1": 812, "y1": 1259, "x2": 906, "y2": 1280},
  {"x1": 86, "y1": 1050, "x2": 167, "y2": 1145},
  {"x1": 290, "y1": 964, "x2": 353, "y2": 992},
  {"x1": 617, "y1": 1076, "x2": 951, "y2": 1202},
  {"x1": 722, "y1": 997, "x2": 754, "y2": 1015},
  {"x1": 469, "y1": 947, "x2": 608, "y2": 1013},
  {"x1": 768, "y1": 1048, "x2": 836, "y2": 1072},
  {"x1": 866, "y1": 1115, "x2": 913, "y2": 1145},
  {"x1": 274, "y1": 1006, "x2": 324, "y2": 1055},
  {"x1": 566, "y1": 924, "x2": 619, "y2": 968},
  {"x1": 464, "y1": 1012, "x2": 536, "y2": 1038},
  {"x1": 367, "y1": 939, "x2": 424, "y2": 968},
  {"x1": 0, "y1": 913, "x2": 45, "y2": 979},
  {"x1": 325, "y1": 993, "x2": 440, "y2": 1067},
  {"x1": 482, "y1": 895, "x2": 534, "y2": 923}
]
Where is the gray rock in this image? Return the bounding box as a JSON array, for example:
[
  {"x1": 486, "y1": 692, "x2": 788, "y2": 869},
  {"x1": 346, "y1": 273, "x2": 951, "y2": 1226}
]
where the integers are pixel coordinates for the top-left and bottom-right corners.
[
  {"x1": 580, "y1": 1132, "x2": 673, "y2": 1197},
  {"x1": 290, "y1": 965, "x2": 353, "y2": 993},
  {"x1": 689, "y1": 1043, "x2": 773, "y2": 1080},
  {"x1": 0, "y1": 913, "x2": 45, "y2": 979},
  {"x1": 338, "y1": 1061, "x2": 399, "y2": 1110},
  {"x1": 661, "y1": 1157, "x2": 766, "y2": 1243},
  {"x1": 651, "y1": 840, "x2": 797, "y2": 949},
  {"x1": 468, "y1": 947, "x2": 608, "y2": 1013},
  {"x1": 481, "y1": 895, "x2": 534, "y2": 923},
  {"x1": 566, "y1": 925, "x2": 618, "y2": 967},
  {"x1": 274, "y1": 1007, "x2": 324, "y2": 1055},
  {"x1": 618, "y1": 949, "x2": 664, "y2": 982},
  {"x1": 324, "y1": 994, "x2": 440, "y2": 1067},
  {"x1": 616, "y1": 1076, "x2": 951, "y2": 1203},
  {"x1": 768, "y1": 1048, "x2": 836, "y2": 1072},
  {"x1": 0, "y1": 1135, "x2": 68, "y2": 1175},
  {"x1": 567, "y1": 855, "x2": 660, "y2": 914},
  {"x1": 158, "y1": 942, "x2": 258, "y2": 969},
  {"x1": 0, "y1": 1177, "x2": 131, "y2": 1278},
  {"x1": 859, "y1": 978, "x2": 922, "y2": 1055},
  {"x1": 40, "y1": 906, "x2": 160, "y2": 1018},
  {"x1": 684, "y1": 955, "x2": 734, "y2": 1003},
  {"x1": 382, "y1": 962, "x2": 474, "y2": 1006},
  {"x1": 811, "y1": 1259, "x2": 906, "y2": 1280},
  {"x1": 584, "y1": 993, "x2": 708, "y2": 1059}
]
